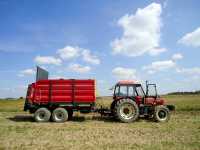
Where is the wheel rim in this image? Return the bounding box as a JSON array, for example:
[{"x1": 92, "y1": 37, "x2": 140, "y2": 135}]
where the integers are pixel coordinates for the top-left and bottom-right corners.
[
  {"x1": 120, "y1": 103, "x2": 136, "y2": 120},
  {"x1": 37, "y1": 111, "x2": 46, "y2": 121},
  {"x1": 158, "y1": 110, "x2": 167, "y2": 121},
  {"x1": 55, "y1": 110, "x2": 65, "y2": 121}
]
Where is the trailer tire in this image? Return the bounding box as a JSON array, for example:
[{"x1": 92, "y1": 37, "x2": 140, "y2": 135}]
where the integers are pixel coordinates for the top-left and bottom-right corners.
[
  {"x1": 52, "y1": 108, "x2": 68, "y2": 123},
  {"x1": 34, "y1": 108, "x2": 51, "y2": 122},
  {"x1": 153, "y1": 105, "x2": 170, "y2": 122},
  {"x1": 115, "y1": 99, "x2": 139, "y2": 123}
]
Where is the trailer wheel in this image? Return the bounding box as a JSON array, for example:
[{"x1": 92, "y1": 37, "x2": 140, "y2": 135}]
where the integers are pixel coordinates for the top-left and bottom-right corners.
[
  {"x1": 153, "y1": 105, "x2": 170, "y2": 122},
  {"x1": 115, "y1": 99, "x2": 139, "y2": 123},
  {"x1": 34, "y1": 108, "x2": 51, "y2": 122},
  {"x1": 52, "y1": 108, "x2": 68, "y2": 123}
]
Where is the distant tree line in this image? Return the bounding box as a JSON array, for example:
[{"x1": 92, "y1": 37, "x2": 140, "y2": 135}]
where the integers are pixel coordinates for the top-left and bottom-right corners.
[
  {"x1": 167, "y1": 90, "x2": 200, "y2": 95},
  {"x1": 0, "y1": 97, "x2": 24, "y2": 100}
]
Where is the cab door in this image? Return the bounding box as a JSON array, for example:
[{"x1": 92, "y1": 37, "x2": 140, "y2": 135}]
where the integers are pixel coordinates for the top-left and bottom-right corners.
[
  {"x1": 135, "y1": 85, "x2": 145, "y2": 105},
  {"x1": 144, "y1": 84, "x2": 157, "y2": 105}
]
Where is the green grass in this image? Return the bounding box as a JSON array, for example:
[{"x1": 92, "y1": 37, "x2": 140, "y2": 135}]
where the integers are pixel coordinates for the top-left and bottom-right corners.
[
  {"x1": 0, "y1": 99, "x2": 24, "y2": 112},
  {"x1": 0, "y1": 95, "x2": 200, "y2": 150},
  {"x1": 163, "y1": 94, "x2": 200, "y2": 111}
]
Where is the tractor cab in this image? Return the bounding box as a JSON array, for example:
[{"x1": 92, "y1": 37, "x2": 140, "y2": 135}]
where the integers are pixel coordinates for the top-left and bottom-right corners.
[
  {"x1": 114, "y1": 80, "x2": 145, "y2": 98},
  {"x1": 113, "y1": 80, "x2": 162, "y2": 106}
]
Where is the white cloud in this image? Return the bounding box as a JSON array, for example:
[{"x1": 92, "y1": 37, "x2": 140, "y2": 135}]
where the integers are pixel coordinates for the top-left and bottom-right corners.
[
  {"x1": 149, "y1": 47, "x2": 167, "y2": 56},
  {"x1": 111, "y1": 3, "x2": 165, "y2": 57},
  {"x1": 178, "y1": 27, "x2": 200, "y2": 47},
  {"x1": 68, "y1": 63, "x2": 91, "y2": 73},
  {"x1": 176, "y1": 67, "x2": 200, "y2": 75},
  {"x1": 143, "y1": 54, "x2": 182, "y2": 74},
  {"x1": 112, "y1": 67, "x2": 137, "y2": 79},
  {"x1": 143, "y1": 60, "x2": 176, "y2": 74},
  {"x1": 57, "y1": 46, "x2": 80, "y2": 60},
  {"x1": 57, "y1": 45, "x2": 101, "y2": 65},
  {"x1": 82, "y1": 50, "x2": 100, "y2": 65},
  {"x1": 34, "y1": 56, "x2": 62, "y2": 65},
  {"x1": 18, "y1": 69, "x2": 35, "y2": 77},
  {"x1": 172, "y1": 53, "x2": 183, "y2": 61}
]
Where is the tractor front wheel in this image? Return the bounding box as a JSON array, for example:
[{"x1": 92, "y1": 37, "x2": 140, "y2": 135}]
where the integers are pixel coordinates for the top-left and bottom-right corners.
[
  {"x1": 153, "y1": 105, "x2": 170, "y2": 122},
  {"x1": 115, "y1": 99, "x2": 139, "y2": 123}
]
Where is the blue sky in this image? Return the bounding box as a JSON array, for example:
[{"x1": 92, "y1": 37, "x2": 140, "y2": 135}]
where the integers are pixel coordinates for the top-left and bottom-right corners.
[{"x1": 0, "y1": 0, "x2": 200, "y2": 97}]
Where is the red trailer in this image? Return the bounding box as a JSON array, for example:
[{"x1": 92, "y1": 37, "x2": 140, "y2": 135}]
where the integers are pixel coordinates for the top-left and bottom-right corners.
[{"x1": 24, "y1": 79, "x2": 96, "y2": 122}]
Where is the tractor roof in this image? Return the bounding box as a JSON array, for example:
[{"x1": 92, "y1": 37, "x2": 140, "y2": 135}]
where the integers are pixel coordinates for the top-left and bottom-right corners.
[{"x1": 117, "y1": 80, "x2": 140, "y2": 85}]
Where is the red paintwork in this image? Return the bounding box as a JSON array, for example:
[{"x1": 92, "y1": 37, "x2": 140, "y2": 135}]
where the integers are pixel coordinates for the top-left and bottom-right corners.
[
  {"x1": 155, "y1": 98, "x2": 164, "y2": 105},
  {"x1": 113, "y1": 96, "x2": 164, "y2": 106},
  {"x1": 117, "y1": 80, "x2": 139, "y2": 85},
  {"x1": 145, "y1": 97, "x2": 164, "y2": 105},
  {"x1": 135, "y1": 96, "x2": 142, "y2": 105},
  {"x1": 26, "y1": 79, "x2": 96, "y2": 105}
]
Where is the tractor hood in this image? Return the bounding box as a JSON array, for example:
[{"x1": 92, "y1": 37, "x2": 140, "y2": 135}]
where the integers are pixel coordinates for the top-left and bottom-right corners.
[{"x1": 156, "y1": 98, "x2": 165, "y2": 105}]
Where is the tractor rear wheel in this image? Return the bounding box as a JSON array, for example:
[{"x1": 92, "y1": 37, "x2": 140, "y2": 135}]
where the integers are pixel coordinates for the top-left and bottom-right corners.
[
  {"x1": 34, "y1": 108, "x2": 51, "y2": 122},
  {"x1": 52, "y1": 108, "x2": 68, "y2": 123},
  {"x1": 115, "y1": 99, "x2": 139, "y2": 123},
  {"x1": 153, "y1": 105, "x2": 170, "y2": 122}
]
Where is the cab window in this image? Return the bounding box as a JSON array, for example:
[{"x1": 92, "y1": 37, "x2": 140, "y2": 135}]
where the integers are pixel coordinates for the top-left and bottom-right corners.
[
  {"x1": 119, "y1": 86, "x2": 127, "y2": 96},
  {"x1": 128, "y1": 86, "x2": 135, "y2": 96},
  {"x1": 147, "y1": 84, "x2": 157, "y2": 97},
  {"x1": 136, "y1": 86, "x2": 145, "y2": 97},
  {"x1": 115, "y1": 85, "x2": 136, "y2": 97},
  {"x1": 115, "y1": 85, "x2": 128, "y2": 96},
  {"x1": 115, "y1": 86, "x2": 120, "y2": 96}
]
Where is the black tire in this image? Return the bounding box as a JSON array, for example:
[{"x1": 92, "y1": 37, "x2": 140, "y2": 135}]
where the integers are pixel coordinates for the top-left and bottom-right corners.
[
  {"x1": 52, "y1": 108, "x2": 68, "y2": 123},
  {"x1": 114, "y1": 99, "x2": 139, "y2": 123},
  {"x1": 153, "y1": 105, "x2": 170, "y2": 122},
  {"x1": 34, "y1": 108, "x2": 51, "y2": 122}
]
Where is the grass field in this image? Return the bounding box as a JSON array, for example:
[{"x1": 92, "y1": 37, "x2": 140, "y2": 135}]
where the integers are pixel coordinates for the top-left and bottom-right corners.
[{"x1": 0, "y1": 95, "x2": 200, "y2": 150}]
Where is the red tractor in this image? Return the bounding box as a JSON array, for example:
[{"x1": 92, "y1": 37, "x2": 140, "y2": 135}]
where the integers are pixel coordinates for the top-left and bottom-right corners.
[{"x1": 107, "y1": 80, "x2": 175, "y2": 123}]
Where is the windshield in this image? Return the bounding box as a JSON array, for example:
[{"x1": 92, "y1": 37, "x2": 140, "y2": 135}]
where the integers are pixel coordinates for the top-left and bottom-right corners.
[{"x1": 115, "y1": 85, "x2": 127, "y2": 96}]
